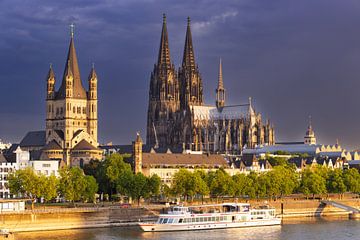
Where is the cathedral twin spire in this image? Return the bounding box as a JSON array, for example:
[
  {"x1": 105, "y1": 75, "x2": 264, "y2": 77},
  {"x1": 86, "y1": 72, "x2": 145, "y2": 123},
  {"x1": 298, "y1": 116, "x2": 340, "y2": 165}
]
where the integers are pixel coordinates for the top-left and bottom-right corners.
[{"x1": 182, "y1": 17, "x2": 196, "y2": 71}]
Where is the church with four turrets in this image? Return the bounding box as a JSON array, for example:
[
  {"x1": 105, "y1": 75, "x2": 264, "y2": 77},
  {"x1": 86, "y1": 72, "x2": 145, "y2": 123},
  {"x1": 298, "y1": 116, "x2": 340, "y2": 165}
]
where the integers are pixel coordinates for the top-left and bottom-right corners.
[{"x1": 147, "y1": 15, "x2": 275, "y2": 154}]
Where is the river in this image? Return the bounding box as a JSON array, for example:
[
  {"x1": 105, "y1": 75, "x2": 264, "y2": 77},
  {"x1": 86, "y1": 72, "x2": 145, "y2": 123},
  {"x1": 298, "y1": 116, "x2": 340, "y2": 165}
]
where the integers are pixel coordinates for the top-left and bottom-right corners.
[{"x1": 13, "y1": 217, "x2": 360, "y2": 240}]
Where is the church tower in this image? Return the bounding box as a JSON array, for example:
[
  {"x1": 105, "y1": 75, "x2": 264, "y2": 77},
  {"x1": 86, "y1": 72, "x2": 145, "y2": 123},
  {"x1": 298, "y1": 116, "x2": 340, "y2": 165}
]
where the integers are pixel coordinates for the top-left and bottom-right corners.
[
  {"x1": 304, "y1": 116, "x2": 316, "y2": 145},
  {"x1": 179, "y1": 17, "x2": 203, "y2": 110},
  {"x1": 146, "y1": 14, "x2": 180, "y2": 147},
  {"x1": 45, "y1": 25, "x2": 100, "y2": 166},
  {"x1": 216, "y1": 58, "x2": 225, "y2": 108}
]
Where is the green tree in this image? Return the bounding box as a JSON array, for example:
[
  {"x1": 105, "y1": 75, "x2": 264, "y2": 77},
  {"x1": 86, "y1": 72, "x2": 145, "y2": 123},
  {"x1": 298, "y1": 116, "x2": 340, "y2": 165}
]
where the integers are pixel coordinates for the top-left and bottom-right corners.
[
  {"x1": 40, "y1": 175, "x2": 59, "y2": 202},
  {"x1": 83, "y1": 175, "x2": 99, "y2": 203},
  {"x1": 8, "y1": 168, "x2": 42, "y2": 209},
  {"x1": 343, "y1": 168, "x2": 360, "y2": 194},
  {"x1": 207, "y1": 169, "x2": 235, "y2": 200},
  {"x1": 171, "y1": 169, "x2": 194, "y2": 201},
  {"x1": 327, "y1": 169, "x2": 346, "y2": 198},
  {"x1": 300, "y1": 168, "x2": 327, "y2": 199},
  {"x1": 128, "y1": 173, "x2": 149, "y2": 205},
  {"x1": 102, "y1": 154, "x2": 133, "y2": 199},
  {"x1": 232, "y1": 173, "x2": 248, "y2": 197},
  {"x1": 148, "y1": 174, "x2": 161, "y2": 196},
  {"x1": 59, "y1": 167, "x2": 88, "y2": 204},
  {"x1": 193, "y1": 170, "x2": 209, "y2": 203}
]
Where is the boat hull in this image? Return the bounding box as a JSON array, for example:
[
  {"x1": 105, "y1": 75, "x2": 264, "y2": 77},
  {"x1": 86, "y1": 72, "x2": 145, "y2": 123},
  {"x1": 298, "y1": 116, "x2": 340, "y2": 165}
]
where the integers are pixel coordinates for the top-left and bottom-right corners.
[{"x1": 139, "y1": 218, "x2": 281, "y2": 232}]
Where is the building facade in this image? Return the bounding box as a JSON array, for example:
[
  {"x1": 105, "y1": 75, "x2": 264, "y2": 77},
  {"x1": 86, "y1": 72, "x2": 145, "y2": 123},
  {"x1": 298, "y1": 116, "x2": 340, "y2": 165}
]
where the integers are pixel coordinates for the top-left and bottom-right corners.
[
  {"x1": 44, "y1": 26, "x2": 102, "y2": 166},
  {"x1": 146, "y1": 15, "x2": 275, "y2": 154}
]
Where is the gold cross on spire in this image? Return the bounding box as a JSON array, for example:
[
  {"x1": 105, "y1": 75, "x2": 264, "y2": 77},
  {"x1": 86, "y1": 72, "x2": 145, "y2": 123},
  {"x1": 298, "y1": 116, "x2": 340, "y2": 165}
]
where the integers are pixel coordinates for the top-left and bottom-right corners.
[{"x1": 70, "y1": 23, "x2": 75, "y2": 38}]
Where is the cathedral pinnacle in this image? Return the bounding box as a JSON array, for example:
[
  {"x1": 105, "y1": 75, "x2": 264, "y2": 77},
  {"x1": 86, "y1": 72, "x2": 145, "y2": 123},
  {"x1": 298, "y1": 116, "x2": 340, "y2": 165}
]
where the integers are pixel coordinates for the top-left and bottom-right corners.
[
  {"x1": 157, "y1": 14, "x2": 171, "y2": 68},
  {"x1": 218, "y1": 58, "x2": 224, "y2": 89},
  {"x1": 182, "y1": 16, "x2": 196, "y2": 70}
]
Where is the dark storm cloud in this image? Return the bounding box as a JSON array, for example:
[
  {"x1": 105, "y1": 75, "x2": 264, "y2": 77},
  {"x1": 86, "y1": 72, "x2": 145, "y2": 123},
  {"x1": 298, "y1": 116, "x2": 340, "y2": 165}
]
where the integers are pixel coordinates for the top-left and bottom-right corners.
[{"x1": 0, "y1": 0, "x2": 360, "y2": 149}]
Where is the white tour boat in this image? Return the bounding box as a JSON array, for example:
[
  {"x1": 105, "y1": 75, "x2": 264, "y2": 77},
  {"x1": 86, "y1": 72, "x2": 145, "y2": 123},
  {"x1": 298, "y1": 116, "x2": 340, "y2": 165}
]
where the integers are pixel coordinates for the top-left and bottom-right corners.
[{"x1": 139, "y1": 203, "x2": 281, "y2": 232}]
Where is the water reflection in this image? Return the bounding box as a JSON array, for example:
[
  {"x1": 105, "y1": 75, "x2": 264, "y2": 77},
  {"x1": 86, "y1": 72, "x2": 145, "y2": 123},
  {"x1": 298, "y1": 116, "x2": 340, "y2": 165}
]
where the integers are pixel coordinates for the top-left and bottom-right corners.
[{"x1": 14, "y1": 219, "x2": 360, "y2": 240}]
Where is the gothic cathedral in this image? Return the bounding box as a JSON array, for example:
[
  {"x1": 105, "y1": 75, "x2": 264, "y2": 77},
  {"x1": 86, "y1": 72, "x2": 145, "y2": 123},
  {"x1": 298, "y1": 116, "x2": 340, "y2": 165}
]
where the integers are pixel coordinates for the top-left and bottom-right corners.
[{"x1": 147, "y1": 15, "x2": 275, "y2": 154}]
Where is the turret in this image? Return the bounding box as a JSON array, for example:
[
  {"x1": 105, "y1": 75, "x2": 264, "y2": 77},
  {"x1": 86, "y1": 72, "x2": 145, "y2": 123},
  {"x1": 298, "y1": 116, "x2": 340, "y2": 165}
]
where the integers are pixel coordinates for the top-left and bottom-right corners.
[
  {"x1": 216, "y1": 58, "x2": 225, "y2": 108},
  {"x1": 133, "y1": 132, "x2": 143, "y2": 174},
  {"x1": 88, "y1": 64, "x2": 97, "y2": 100},
  {"x1": 46, "y1": 64, "x2": 56, "y2": 100},
  {"x1": 65, "y1": 60, "x2": 73, "y2": 98},
  {"x1": 304, "y1": 116, "x2": 316, "y2": 145}
]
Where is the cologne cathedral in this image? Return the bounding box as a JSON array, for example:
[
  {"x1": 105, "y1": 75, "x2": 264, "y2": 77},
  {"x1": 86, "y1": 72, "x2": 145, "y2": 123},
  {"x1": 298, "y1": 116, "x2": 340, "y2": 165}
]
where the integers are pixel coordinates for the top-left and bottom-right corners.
[{"x1": 146, "y1": 15, "x2": 275, "y2": 154}]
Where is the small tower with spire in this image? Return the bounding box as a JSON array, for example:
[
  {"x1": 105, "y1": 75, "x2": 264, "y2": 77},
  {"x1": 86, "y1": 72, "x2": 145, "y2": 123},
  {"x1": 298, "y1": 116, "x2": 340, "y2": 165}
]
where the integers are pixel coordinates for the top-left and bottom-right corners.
[
  {"x1": 304, "y1": 116, "x2": 316, "y2": 145},
  {"x1": 216, "y1": 58, "x2": 225, "y2": 108},
  {"x1": 133, "y1": 132, "x2": 143, "y2": 174},
  {"x1": 46, "y1": 64, "x2": 56, "y2": 100},
  {"x1": 87, "y1": 63, "x2": 98, "y2": 141}
]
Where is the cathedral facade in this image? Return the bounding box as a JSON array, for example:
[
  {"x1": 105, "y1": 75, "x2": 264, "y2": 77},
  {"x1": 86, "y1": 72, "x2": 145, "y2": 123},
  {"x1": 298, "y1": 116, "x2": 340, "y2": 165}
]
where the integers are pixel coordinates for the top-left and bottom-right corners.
[
  {"x1": 44, "y1": 27, "x2": 102, "y2": 166},
  {"x1": 146, "y1": 15, "x2": 275, "y2": 154}
]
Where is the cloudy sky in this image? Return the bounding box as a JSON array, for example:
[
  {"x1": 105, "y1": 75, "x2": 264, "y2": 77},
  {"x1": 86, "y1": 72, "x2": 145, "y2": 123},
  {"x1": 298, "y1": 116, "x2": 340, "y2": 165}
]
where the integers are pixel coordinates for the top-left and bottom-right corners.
[{"x1": 1, "y1": 0, "x2": 360, "y2": 149}]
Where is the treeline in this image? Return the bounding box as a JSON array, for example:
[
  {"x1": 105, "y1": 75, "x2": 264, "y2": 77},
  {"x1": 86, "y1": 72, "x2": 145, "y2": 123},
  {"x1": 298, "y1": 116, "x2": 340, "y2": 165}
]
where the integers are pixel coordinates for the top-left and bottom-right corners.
[
  {"x1": 83, "y1": 154, "x2": 161, "y2": 205},
  {"x1": 8, "y1": 154, "x2": 360, "y2": 207},
  {"x1": 169, "y1": 165, "x2": 360, "y2": 201},
  {"x1": 8, "y1": 167, "x2": 98, "y2": 209}
]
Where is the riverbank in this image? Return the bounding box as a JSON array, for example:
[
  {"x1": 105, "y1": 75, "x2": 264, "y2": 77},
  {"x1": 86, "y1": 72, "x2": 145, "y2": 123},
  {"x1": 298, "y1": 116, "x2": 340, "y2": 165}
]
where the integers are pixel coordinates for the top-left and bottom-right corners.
[{"x1": 1, "y1": 198, "x2": 359, "y2": 233}]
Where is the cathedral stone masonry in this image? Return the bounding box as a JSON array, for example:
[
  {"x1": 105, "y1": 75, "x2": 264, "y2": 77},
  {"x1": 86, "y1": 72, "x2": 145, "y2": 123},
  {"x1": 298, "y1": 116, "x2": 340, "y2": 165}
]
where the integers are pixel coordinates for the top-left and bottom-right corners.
[
  {"x1": 147, "y1": 15, "x2": 275, "y2": 154},
  {"x1": 45, "y1": 26, "x2": 102, "y2": 166}
]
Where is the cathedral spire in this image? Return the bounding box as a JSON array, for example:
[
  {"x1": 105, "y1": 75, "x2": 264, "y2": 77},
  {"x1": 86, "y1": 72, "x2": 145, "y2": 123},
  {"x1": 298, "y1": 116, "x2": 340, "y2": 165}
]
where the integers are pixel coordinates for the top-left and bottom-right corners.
[
  {"x1": 218, "y1": 58, "x2": 224, "y2": 89},
  {"x1": 56, "y1": 24, "x2": 87, "y2": 99},
  {"x1": 216, "y1": 58, "x2": 225, "y2": 108},
  {"x1": 182, "y1": 17, "x2": 196, "y2": 70},
  {"x1": 157, "y1": 14, "x2": 171, "y2": 68}
]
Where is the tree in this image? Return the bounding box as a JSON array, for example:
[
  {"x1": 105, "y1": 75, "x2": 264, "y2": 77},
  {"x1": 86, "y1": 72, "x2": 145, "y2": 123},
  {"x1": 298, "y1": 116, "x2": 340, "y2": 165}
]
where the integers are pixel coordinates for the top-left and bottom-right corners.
[
  {"x1": 40, "y1": 175, "x2": 59, "y2": 203},
  {"x1": 267, "y1": 157, "x2": 288, "y2": 167},
  {"x1": 343, "y1": 168, "x2": 360, "y2": 194},
  {"x1": 300, "y1": 168, "x2": 327, "y2": 199},
  {"x1": 148, "y1": 174, "x2": 161, "y2": 196},
  {"x1": 59, "y1": 167, "x2": 88, "y2": 204},
  {"x1": 232, "y1": 173, "x2": 248, "y2": 197},
  {"x1": 8, "y1": 168, "x2": 42, "y2": 209},
  {"x1": 207, "y1": 169, "x2": 235, "y2": 200},
  {"x1": 102, "y1": 154, "x2": 133, "y2": 199},
  {"x1": 171, "y1": 169, "x2": 194, "y2": 201},
  {"x1": 193, "y1": 170, "x2": 209, "y2": 203},
  {"x1": 327, "y1": 169, "x2": 346, "y2": 198},
  {"x1": 83, "y1": 175, "x2": 99, "y2": 203},
  {"x1": 128, "y1": 173, "x2": 149, "y2": 205}
]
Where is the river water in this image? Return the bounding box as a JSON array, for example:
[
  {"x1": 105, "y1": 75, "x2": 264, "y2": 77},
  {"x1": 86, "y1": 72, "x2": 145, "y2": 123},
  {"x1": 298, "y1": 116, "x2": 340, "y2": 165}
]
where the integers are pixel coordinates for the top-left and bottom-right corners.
[{"x1": 14, "y1": 218, "x2": 360, "y2": 240}]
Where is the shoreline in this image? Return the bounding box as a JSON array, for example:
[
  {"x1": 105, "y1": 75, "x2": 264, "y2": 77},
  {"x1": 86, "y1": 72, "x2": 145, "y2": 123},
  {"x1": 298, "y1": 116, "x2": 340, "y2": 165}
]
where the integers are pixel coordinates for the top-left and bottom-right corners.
[{"x1": 2, "y1": 199, "x2": 359, "y2": 233}]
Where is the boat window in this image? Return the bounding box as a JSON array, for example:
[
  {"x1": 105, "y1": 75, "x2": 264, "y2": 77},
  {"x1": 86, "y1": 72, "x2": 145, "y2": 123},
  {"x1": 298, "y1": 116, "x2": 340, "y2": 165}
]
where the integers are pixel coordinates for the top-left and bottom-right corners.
[
  {"x1": 179, "y1": 218, "x2": 183, "y2": 223},
  {"x1": 192, "y1": 218, "x2": 196, "y2": 223},
  {"x1": 163, "y1": 218, "x2": 168, "y2": 224},
  {"x1": 168, "y1": 218, "x2": 173, "y2": 224},
  {"x1": 158, "y1": 218, "x2": 163, "y2": 223},
  {"x1": 220, "y1": 216, "x2": 223, "y2": 221},
  {"x1": 196, "y1": 218, "x2": 200, "y2": 222},
  {"x1": 212, "y1": 217, "x2": 215, "y2": 221},
  {"x1": 207, "y1": 217, "x2": 211, "y2": 222},
  {"x1": 200, "y1": 217, "x2": 204, "y2": 222},
  {"x1": 216, "y1": 217, "x2": 220, "y2": 221}
]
